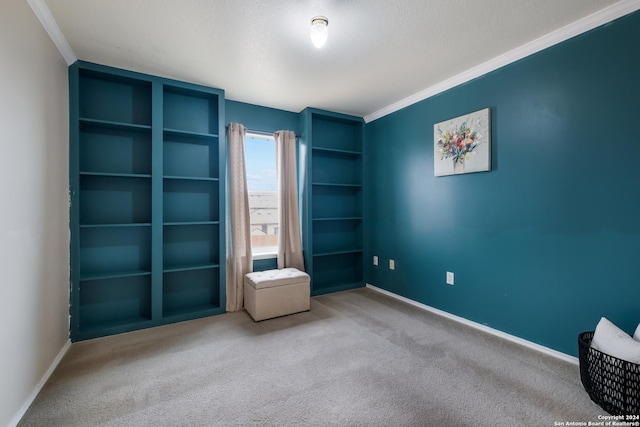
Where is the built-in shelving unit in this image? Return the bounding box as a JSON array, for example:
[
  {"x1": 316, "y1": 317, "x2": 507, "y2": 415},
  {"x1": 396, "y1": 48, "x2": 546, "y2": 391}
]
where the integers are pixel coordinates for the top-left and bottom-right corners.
[
  {"x1": 69, "y1": 61, "x2": 225, "y2": 341},
  {"x1": 161, "y1": 84, "x2": 222, "y2": 319},
  {"x1": 300, "y1": 108, "x2": 365, "y2": 295}
]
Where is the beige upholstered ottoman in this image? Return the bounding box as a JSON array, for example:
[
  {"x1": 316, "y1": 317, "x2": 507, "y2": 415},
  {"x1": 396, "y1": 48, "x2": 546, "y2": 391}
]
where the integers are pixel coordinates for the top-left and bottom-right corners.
[{"x1": 244, "y1": 268, "x2": 310, "y2": 321}]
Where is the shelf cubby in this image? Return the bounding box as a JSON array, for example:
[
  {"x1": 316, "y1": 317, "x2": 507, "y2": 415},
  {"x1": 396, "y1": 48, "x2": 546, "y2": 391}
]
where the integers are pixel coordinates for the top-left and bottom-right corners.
[
  {"x1": 163, "y1": 133, "x2": 219, "y2": 179},
  {"x1": 163, "y1": 179, "x2": 219, "y2": 223},
  {"x1": 163, "y1": 86, "x2": 219, "y2": 135},
  {"x1": 79, "y1": 275, "x2": 152, "y2": 332},
  {"x1": 79, "y1": 175, "x2": 151, "y2": 225},
  {"x1": 163, "y1": 267, "x2": 221, "y2": 317},
  {"x1": 312, "y1": 185, "x2": 362, "y2": 219},
  {"x1": 312, "y1": 150, "x2": 362, "y2": 185},
  {"x1": 312, "y1": 219, "x2": 362, "y2": 255},
  {"x1": 80, "y1": 121, "x2": 151, "y2": 176},
  {"x1": 311, "y1": 115, "x2": 362, "y2": 152},
  {"x1": 79, "y1": 69, "x2": 151, "y2": 126},
  {"x1": 163, "y1": 223, "x2": 220, "y2": 271},
  {"x1": 79, "y1": 226, "x2": 151, "y2": 279},
  {"x1": 311, "y1": 252, "x2": 364, "y2": 295}
]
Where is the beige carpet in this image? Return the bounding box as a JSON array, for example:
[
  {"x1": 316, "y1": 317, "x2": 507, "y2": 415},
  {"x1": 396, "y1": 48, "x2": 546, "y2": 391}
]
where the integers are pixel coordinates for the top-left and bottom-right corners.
[{"x1": 19, "y1": 288, "x2": 603, "y2": 426}]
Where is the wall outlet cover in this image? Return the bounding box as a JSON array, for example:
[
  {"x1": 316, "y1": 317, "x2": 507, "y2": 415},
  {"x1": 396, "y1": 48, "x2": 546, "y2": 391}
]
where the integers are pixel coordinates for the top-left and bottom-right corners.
[
  {"x1": 389, "y1": 259, "x2": 395, "y2": 270},
  {"x1": 373, "y1": 255, "x2": 378, "y2": 266},
  {"x1": 446, "y1": 271, "x2": 454, "y2": 285}
]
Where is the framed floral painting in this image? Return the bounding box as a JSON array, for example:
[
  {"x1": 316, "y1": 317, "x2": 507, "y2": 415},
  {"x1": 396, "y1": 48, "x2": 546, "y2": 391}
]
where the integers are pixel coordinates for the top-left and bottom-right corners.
[{"x1": 434, "y1": 108, "x2": 491, "y2": 176}]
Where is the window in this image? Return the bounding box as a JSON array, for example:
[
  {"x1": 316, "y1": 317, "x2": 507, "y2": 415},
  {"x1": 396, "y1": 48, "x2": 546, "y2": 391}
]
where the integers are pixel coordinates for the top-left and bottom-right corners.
[{"x1": 244, "y1": 133, "x2": 278, "y2": 258}]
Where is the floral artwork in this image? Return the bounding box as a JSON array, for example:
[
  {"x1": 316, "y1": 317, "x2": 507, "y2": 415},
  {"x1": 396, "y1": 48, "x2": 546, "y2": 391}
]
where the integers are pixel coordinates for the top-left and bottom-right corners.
[{"x1": 434, "y1": 108, "x2": 490, "y2": 176}]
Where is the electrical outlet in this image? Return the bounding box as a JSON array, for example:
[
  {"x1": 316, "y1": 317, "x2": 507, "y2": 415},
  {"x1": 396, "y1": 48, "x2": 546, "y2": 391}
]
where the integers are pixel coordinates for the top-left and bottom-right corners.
[
  {"x1": 446, "y1": 271, "x2": 454, "y2": 285},
  {"x1": 373, "y1": 256, "x2": 378, "y2": 266},
  {"x1": 389, "y1": 259, "x2": 395, "y2": 270}
]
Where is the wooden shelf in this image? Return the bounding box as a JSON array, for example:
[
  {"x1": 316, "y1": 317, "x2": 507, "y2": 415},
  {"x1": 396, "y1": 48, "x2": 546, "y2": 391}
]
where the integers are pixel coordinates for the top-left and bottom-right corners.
[
  {"x1": 163, "y1": 263, "x2": 220, "y2": 273},
  {"x1": 80, "y1": 223, "x2": 151, "y2": 229},
  {"x1": 80, "y1": 171, "x2": 152, "y2": 179},
  {"x1": 311, "y1": 146, "x2": 361, "y2": 156},
  {"x1": 78, "y1": 316, "x2": 153, "y2": 334},
  {"x1": 80, "y1": 269, "x2": 152, "y2": 282},
  {"x1": 312, "y1": 217, "x2": 362, "y2": 221},
  {"x1": 80, "y1": 117, "x2": 151, "y2": 131},
  {"x1": 312, "y1": 182, "x2": 362, "y2": 188},
  {"x1": 163, "y1": 176, "x2": 219, "y2": 182},
  {"x1": 164, "y1": 128, "x2": 218, "y2": 140},
  {"x1": 162, "y1": 305, "x2": 222, "y2": 319},
  {"x1": 163, "y1": 221, "x2": 219, "y2": 226},
  {"x1": 313, "y1": 249, "x2": 363, "y2": 257}
]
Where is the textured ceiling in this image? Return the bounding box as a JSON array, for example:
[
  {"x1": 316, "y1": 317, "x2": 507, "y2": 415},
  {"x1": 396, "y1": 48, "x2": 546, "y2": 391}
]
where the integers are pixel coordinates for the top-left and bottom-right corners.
[{"x1": 44, "y1": 0, "x2": 623, "y2": 119}]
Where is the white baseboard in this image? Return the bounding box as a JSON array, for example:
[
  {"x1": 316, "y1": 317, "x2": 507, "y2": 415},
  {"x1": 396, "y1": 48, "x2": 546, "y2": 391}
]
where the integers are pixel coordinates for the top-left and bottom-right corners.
[
  {"x1": 365, "y1": 284, "x2": 578, "y2": 365},
  {"x1": 9, "y1": 339, "x2": 71, "y2": 427}
]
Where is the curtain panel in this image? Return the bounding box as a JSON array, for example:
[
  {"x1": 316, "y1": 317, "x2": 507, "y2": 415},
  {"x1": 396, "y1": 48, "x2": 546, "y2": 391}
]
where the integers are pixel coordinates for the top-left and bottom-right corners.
[
  {"x1": 226, "y1": 123, "x2": 252, "y2": 312},
  {"x1": 275, "y1": 130, "x2": 305, "y2": 271}
]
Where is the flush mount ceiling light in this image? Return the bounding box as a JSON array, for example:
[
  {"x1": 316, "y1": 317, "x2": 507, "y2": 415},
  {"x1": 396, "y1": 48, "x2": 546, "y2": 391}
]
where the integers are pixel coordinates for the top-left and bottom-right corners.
[{"x1": 310, "y1": 16, "x2": 329, "y2": 48}]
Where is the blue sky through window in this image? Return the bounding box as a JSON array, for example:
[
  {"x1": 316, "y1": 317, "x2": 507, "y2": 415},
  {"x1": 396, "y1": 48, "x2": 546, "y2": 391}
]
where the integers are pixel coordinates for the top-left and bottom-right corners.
[{"x1": 244, "y1": 135, "x2": 276, "y2": 191}]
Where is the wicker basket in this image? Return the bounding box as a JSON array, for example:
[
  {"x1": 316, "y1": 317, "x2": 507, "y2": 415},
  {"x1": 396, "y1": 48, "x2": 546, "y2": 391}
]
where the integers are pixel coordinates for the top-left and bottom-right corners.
[{"x1": 578, "y1": 331, "x2": 640, "y2": 415}]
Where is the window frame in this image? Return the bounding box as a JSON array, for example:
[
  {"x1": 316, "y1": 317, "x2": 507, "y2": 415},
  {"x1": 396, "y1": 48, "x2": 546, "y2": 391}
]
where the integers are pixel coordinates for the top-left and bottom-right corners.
[{"x1": 244, "y1": 132, "x2": 278, "y2": 260}]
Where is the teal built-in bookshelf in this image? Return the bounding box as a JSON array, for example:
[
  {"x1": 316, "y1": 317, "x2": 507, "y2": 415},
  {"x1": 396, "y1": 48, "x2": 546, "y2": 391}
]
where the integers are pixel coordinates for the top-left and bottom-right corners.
[
  {"x1": 69, "y1": 62, "x2": 226, "y2": 341},
  {"x1": 300, "y1": 108, "x2": 365, "y2": 296}
]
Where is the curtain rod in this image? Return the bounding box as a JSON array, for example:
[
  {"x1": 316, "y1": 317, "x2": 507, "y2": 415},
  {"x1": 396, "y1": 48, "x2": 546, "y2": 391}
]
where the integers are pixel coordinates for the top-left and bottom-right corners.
[
  {"x1": 246, "y1": 128, "x2": 275, "y2": 137},
  {"x1": 225, "y1": 124, "x2": 299, "y2": 139}
]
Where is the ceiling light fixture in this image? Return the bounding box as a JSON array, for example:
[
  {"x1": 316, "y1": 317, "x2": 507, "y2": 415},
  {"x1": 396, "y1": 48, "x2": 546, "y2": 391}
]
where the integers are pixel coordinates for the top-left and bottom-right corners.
[{"x1": 310, "y1": 16, "x2": 329, "y2": 48}]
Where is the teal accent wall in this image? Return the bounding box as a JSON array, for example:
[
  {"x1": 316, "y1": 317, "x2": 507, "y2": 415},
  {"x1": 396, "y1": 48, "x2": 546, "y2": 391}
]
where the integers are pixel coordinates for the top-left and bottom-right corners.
[
  {"x1": 253, "y1": 258, "x2": 278, "y2": 272},
  {"x1": 226, "y1": 100, "x2": 299, "y2": 134},
  {"x1": 364, "y1": 11, "x2": 640, "y2": 356}
]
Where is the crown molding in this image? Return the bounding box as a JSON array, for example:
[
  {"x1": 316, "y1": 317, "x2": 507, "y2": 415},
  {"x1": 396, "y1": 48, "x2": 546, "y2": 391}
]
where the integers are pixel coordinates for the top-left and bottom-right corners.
[
  {"x1": 364, "y1": 0, "x2": 640, "y2": 123},
  {"x1": 27, "y1": 0, "x2": 77, "y2": 65}
]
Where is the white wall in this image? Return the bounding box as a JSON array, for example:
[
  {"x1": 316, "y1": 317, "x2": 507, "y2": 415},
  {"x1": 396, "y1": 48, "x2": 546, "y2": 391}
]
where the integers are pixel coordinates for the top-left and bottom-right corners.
[{"x1": 0, "y1": 0, "x2": 70, "y2": 425}]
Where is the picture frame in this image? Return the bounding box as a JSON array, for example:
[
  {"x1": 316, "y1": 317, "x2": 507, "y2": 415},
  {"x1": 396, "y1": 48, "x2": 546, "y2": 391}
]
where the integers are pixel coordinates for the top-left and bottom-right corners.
[{"x1": 434, "y1": 108, "x2": 491, "y2": 176}]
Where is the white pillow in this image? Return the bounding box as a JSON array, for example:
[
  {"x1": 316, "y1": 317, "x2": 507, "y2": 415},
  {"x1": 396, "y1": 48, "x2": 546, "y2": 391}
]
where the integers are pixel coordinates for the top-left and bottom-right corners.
[
  {"x1": 590, "y1": 317, "x2": 640, "y2": 364},
  {"x1": 634, "y1": 323, "x2": 640, "y2": 342}
]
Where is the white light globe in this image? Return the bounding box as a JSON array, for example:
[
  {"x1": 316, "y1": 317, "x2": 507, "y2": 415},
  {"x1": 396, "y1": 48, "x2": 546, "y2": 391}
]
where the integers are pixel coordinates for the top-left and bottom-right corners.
[{"x1": 310, "y1": 16, "x2": 328, "y2": 48}]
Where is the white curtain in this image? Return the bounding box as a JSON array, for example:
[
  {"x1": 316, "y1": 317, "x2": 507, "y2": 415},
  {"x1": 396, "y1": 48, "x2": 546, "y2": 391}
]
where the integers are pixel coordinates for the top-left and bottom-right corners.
[
  {"x1": 275, "y1": 130, "x2": 305, "y2": 271},
  {"x1": 226, "y1": 123, "x2": 252, "y2": 312}
]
